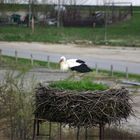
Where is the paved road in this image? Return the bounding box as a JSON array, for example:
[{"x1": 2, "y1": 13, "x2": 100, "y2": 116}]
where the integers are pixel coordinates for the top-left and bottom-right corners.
[{"x1": 0, "y1": 42, "x2": 140, "y2": 74}]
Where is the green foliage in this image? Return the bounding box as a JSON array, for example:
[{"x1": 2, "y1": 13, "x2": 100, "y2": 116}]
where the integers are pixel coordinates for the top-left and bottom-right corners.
[{"x1": 49, "y1": 79, "x2": 108, "y2": 91}]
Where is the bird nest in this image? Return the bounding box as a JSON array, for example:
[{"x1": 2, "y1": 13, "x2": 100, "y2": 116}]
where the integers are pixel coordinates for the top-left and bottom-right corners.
[{"x1": 34, "y1": 84, "x2": 133, "y2": 127}]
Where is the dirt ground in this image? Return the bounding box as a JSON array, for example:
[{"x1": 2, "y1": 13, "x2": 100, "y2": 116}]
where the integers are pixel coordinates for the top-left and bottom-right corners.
[{"x1": 0, "y1": 41, "x2": 140, "y2": 63}]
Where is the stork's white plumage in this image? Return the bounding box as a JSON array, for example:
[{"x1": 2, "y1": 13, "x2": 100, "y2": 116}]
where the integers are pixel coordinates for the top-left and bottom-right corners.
[{"x1": 59, "y1": 56, "x2": 92, "y2": 73}]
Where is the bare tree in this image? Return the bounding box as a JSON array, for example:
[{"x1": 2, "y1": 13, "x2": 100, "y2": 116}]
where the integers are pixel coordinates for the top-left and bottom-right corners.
[{"x1": 0, "y1": 0, "x2": 4, "y2": 3}]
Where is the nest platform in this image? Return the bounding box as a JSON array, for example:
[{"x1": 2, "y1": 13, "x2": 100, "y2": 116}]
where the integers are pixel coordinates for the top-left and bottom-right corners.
[{"x1": 34, "y1": 84, "x2": 133, "y2": 127}]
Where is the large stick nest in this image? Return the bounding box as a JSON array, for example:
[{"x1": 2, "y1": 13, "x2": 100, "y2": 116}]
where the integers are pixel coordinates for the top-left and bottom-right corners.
[{"x1": 34, "y1": 84, "x2": 133, "y2": 127}]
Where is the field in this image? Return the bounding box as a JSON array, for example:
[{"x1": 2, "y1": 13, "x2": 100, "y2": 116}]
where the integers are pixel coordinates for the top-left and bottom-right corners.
[{"x1": 0, "y1": 12, "x2": 140, "y2": 46}]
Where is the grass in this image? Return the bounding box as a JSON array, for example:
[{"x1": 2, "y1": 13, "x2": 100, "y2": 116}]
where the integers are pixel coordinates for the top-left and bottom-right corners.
[
  {"x1": 1, "y1": 55, "x2": 140, "y2": 82},
  {"x1": 0, "y1": 12, "x2": 140, "y2": 46},
  {"x1": 0, "y1": 55, "x2": 59, "y2": 72},
  {"x1": 49, "y1": 79, "x2": 108, "y2": 91},
  {"x1": 96, "y1": 69, "x2": 140, "y2": 82},
  {"x1": 105, "y1": 13, "x2": 140, "y2": 46}
]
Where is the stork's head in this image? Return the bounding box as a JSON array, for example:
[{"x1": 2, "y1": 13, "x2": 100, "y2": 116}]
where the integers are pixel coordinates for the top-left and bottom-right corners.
[
  {"x1": 59, "y1": 56, "x2": 66, "y2": 63},
  {"x1": 59, "y1": 56, "x2": 69, "y2": 71}
]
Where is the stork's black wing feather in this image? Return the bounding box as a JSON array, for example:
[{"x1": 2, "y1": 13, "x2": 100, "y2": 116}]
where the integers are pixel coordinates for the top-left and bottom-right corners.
[
  {"x1": 76, "y1": 59, "x2": 85, "y2": 64},
  {"x1": 70, "y1": 64, "x2": 92, "y2": 73}
]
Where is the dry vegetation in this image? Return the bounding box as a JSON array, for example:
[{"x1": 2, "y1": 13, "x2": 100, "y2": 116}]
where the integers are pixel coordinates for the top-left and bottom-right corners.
[{"x1": 35, "y1": 83, "x2": 133, "y2": 127}]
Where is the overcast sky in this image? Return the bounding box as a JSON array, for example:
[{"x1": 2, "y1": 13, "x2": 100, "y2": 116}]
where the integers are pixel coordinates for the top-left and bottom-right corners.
[
  {"x1": 5, "y1": 0, "x2": 140, "y2": 6},
  {"x1": 38, "y1": 0, "x2": 140, "y2": 5}
]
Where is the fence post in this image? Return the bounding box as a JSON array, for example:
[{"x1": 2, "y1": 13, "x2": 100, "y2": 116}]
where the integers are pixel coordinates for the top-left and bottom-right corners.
[
  {"x1": 30, "y1": 54, "x2": 34, "y2": 66},
  {"x1": 15, "y1": 50, "x2": 18, "y2": 63},
  {"x1": 95, "y1": 63, "x2": 98, "y2": 75},
  {"x1": 76, "y1": 126, "x2": 80, "y2": 140},
  {"x1": 47, "y1": 55, "x2": 50, "y2": 68},
  {"x1": 85, "y1": 127, "x2": 88, "y2": 140},
  {"x1": 110, "y1": 64, "x2": 113, "y2": 77},
  {"x1": 59, "y1": 123, "x2": 62, "y2": 140},
  {"x1": 48, "y1": 122, "x2": 52, "y2": 140},
  {"x1": 0, "y1": 49, "x2": 2, "y2": 63},
  {"x1": 99, "y1": 124, "x2": 104, "y2": 140},
  {"x1": 31, "y1": 16, "x2": 35, "y2": 33},
  {"x1": 32, "y1": 119, "x2": 37, "y2": 140},
  {"x1": 125, "y1": 66, "x2": 129, "y2": 79}
]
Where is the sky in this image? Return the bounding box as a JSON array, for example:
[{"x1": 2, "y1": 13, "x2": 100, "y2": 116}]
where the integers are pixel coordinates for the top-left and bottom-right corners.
[
  {"x1": 38, "y1": 0, "x2": 140, "y2": 6},
  {"x1": 5, "y1": 0, "x2": 140, "y2": 6}
]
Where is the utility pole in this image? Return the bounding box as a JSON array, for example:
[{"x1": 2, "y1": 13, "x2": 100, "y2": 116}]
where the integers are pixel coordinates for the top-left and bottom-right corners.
[
  {"x1": 31, "y1": 0, "x2": 35, "y2": 33},
  {"x1": 104, "y1": 1, "x2": 108, "y2": 44},
  {"x1": 29, "y1": 0, "x2": 32, "y2": 27},
  {"x1": 57, "y1": 0, "x2": 61, "y2": 27}
]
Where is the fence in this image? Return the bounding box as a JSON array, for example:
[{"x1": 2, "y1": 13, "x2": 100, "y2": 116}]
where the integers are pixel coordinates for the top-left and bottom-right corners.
[
  {"x1": 0, "y1": 49, "x2": 52, "y2": 68},
  {"x1": 104, "y1": 2, "x2": 133, "y2": 24},
  {"x1": 0, "y1": 48, "x2": 131, "y2": 79},
  {"x1": 0, "y1": 3, "x2": 133, "y2": 27}
]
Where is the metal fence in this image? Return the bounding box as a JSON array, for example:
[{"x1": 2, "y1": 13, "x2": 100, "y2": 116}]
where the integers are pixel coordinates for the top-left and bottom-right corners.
[{"x1": 0, "y1": 49, "x2": 130, "y2": 79}]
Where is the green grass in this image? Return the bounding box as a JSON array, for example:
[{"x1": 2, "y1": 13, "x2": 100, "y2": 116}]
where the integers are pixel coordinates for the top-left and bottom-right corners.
[
  {"x1": 105, "y1": 13, "x2": 140, "y2": 46},
  {"x1": 0, "y1": 12, "x2": 140, "y2": 46},
  {"x1": 96, "y1": 69, "x2": 140, "y2": 82},
  {"x1": 1, "y1": 55, "x2": 140, "y2": 81},
  {"x1": 49, "y1": 79, "x2": 108, "y2": 91},
  {"x1": 0, "y1": 55, "x2": 59, "y2": 72}
]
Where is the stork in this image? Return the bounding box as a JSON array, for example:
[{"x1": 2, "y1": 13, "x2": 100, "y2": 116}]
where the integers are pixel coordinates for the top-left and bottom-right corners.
[{"x1": 59, "y1": 56, "x2": 92, "y2": 78}]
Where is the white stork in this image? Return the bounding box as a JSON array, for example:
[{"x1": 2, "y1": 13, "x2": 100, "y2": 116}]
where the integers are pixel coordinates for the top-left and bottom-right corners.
[{"x1": 59, "y1": 56, "x2": 92, "y2": 74}]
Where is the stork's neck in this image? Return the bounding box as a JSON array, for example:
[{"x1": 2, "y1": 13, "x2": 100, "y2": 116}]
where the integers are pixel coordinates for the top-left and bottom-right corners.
[{"x1": 60, "y1": 61, "x2": 69, "y2": 71}]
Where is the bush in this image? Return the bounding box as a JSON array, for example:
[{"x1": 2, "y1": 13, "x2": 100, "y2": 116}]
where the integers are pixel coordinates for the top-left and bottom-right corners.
[{"x1": 0, "y1": 71, "x2": 36, "y2": 140}]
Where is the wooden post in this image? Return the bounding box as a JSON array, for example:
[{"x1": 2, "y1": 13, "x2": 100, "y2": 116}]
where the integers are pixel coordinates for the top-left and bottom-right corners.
[
  {"x1": 47, "y1": 55, "x2": 50, "y2": 68},
  {"x1": 0, "y1": 49, "x2": 2, "y2": 62},
  {"x1": 15, "y1": 50, "x2": 18, "y2": 63},
  {"x1": 126, "y1": 66, "x2": 129, "y2": 79},
  {"x1": 49, "y1": 122, "x2": 52, "y2": 140},
  {"x1": 99, "y1": 124, "x2": 104, "y2": 140},
  {"x1": 32, "y1": 16, "x2": 34, "y2": 33},
  {"x1": 95, "y1": 63, "x2": 98, "y2": 75},
  {"x1": 76, "y1": 126, "x2": 80, "y2": 140},
  {"x1": 32, "y1": 119, "x2": 37, "y2": 140},
  {"x1": 85, "y1": 127, "x2": 88, "y2": 140},
  {"x1": 59, "y1": 123, "x2": 62, "y2": 140},
  {"x1": 36, "y1": 120, "x2": 40, "y2": 136},
  {"x1": 110, "y1": 64, "x2": 113, "y2": 76},
  {"x1": 57, "y1": 0, "x2": 61, "y2": 27},
  {"x1": 30, "y1": 54, "x2": 34, "y2": 66}
]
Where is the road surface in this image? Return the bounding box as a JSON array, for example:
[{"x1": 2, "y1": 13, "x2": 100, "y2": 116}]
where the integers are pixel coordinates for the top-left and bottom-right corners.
[{"x1": 0, "y1": 42, "x2": 140, "y2": 74}]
